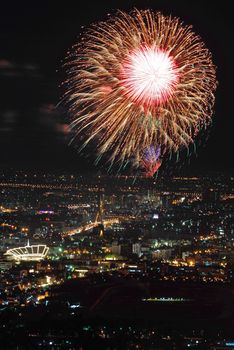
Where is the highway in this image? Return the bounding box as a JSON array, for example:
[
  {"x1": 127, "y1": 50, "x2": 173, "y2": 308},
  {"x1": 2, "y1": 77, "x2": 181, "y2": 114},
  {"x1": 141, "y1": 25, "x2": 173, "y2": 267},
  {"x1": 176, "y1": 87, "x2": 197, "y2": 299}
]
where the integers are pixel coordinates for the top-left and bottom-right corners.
[{"x1": 62, "y1": 218, "x2": 120, "y2": 237}]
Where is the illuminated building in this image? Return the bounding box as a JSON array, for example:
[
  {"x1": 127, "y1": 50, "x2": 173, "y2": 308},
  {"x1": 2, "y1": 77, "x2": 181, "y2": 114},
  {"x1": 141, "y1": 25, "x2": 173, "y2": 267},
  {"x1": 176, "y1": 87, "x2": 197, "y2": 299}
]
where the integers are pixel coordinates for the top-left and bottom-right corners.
[
  {"x1": 132, "y1": 243, "x2": 141, "y2": 257},
  {"x1": 4, "y1": 240, "x2": 49, "y2": 261},
  {"x1": 202, "y1": 188, "x2": 220, "y2": 203},
  {"x1": 111, "y1": 242, "x2": 121, "y2": 255},
  {"x1": 152, "y1": 248, "x2": 172, "y2": 260},
  {"x1": 0, "y1": 260, "x2": 12, "y2": 271}
]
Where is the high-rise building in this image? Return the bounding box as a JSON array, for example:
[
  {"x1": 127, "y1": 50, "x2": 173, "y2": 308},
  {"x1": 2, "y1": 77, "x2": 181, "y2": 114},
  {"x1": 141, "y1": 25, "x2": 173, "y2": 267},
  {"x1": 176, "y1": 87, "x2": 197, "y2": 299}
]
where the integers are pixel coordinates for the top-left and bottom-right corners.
[
  {"x1": 202, "y1": 188, "x2": 220, "y2": 203},
  {"x1": 111, "y1": 242, "x2": 121, "y2": 255},
  {"x1": 132, "y1": 243, "x2": 141, "y2": 257}
]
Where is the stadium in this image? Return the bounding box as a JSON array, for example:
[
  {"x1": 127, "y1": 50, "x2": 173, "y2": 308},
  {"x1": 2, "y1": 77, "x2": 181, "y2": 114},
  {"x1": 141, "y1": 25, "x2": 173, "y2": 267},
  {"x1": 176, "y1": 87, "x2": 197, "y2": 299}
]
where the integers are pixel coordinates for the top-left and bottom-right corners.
[{"x1": 4, "y1": 241, "x2": 49, "y2": 261}]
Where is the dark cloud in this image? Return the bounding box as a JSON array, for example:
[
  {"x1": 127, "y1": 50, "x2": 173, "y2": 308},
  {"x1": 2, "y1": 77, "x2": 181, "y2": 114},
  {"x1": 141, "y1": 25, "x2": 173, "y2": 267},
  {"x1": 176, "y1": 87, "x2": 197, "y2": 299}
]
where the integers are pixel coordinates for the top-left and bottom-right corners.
[
  {"x1": 0, "y1": 59, "x2": 15, "y2": 69},
  {"x1": 1, "y1": 111, "x2": 18, "y2": 124},
  {"x1": 0, "y1": 59, "x2": 42, "y2": 78}
]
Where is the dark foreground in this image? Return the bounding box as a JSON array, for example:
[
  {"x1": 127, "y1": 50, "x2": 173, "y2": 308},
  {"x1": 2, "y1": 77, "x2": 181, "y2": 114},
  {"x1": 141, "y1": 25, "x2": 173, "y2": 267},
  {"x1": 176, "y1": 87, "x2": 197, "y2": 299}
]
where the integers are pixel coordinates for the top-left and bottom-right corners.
[{"x1": 1, "y1": 276, "x2": 234, "y2": 349}]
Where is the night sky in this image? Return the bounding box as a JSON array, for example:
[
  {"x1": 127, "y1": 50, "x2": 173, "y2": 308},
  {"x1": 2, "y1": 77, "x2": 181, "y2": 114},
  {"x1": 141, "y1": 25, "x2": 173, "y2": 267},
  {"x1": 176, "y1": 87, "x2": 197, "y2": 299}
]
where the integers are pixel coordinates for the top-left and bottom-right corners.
[{"x1": 0, "y1": 1, "x2": 233, "y2": 173}]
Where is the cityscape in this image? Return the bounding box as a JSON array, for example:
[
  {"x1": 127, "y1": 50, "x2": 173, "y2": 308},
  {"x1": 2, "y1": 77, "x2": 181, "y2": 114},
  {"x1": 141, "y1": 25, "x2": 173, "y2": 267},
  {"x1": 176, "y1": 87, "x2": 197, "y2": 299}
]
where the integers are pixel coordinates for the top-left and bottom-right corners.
[
  {"x1": 0, "y1": 171, "x2": 234, "y2": 349},
  {"x1": 1, "y1": 1, "x2": 234, "y2": 349}
]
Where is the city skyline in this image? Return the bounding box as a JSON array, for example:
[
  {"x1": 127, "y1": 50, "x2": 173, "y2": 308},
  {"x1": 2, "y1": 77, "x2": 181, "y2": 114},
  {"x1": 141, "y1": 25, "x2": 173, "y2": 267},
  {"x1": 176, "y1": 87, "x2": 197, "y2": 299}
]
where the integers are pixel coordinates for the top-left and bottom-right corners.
[{"x1": 0, "y1": 170, "x2": 233, "y2": 349}]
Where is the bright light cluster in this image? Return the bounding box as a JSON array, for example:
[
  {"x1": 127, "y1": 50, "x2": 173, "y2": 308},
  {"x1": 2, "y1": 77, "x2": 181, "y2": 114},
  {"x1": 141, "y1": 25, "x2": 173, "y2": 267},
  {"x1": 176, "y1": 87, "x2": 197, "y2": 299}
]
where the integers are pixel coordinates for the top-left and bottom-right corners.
[
  {"x1": 122, "y1": 46, "x2": 179, "y2": 107},
  {"x1": 5, "y1": 242, "x2": 49, "y2": 261}
]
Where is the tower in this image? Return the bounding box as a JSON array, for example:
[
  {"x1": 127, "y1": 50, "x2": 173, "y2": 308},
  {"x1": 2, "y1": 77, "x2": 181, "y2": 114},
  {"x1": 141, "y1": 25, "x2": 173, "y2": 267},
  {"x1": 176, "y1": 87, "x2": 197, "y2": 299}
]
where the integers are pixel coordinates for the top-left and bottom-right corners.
[
  {"x1": 95, "y1": 192, "x2": 104, "y2": 237},
  {"x1": 95, "y1": 192, "x2": 104, "y2": 224}
]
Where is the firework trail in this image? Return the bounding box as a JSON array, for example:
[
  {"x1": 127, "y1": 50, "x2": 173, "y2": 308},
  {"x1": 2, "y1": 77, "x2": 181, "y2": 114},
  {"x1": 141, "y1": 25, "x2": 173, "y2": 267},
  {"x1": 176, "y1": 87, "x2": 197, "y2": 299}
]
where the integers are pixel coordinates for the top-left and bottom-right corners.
[
  {"x1": 140, "y1": 146, "x2": 162, "y2": 177},
  {"x1": 64, "y1": 9, "x2": 217, "y2": 171}
]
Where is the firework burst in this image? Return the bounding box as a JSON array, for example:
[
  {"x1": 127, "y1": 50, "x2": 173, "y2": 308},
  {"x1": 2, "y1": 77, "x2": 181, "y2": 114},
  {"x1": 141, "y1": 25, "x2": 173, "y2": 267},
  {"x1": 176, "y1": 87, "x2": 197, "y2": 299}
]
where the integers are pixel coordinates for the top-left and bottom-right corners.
[
  {"x1": 140, "y1": 146, "x2": 162, "y2": 177},
  {"x1": 64, "y1": 9, "x2": 217, "y2": 170}
]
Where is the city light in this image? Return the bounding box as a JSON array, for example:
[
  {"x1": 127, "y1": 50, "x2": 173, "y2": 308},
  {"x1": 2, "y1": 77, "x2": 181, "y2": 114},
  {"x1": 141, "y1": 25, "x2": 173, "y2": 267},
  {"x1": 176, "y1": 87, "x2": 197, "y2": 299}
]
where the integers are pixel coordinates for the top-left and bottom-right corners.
[{"x1": 5, "y1": 241, "x2": 49, "y2": 261}]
